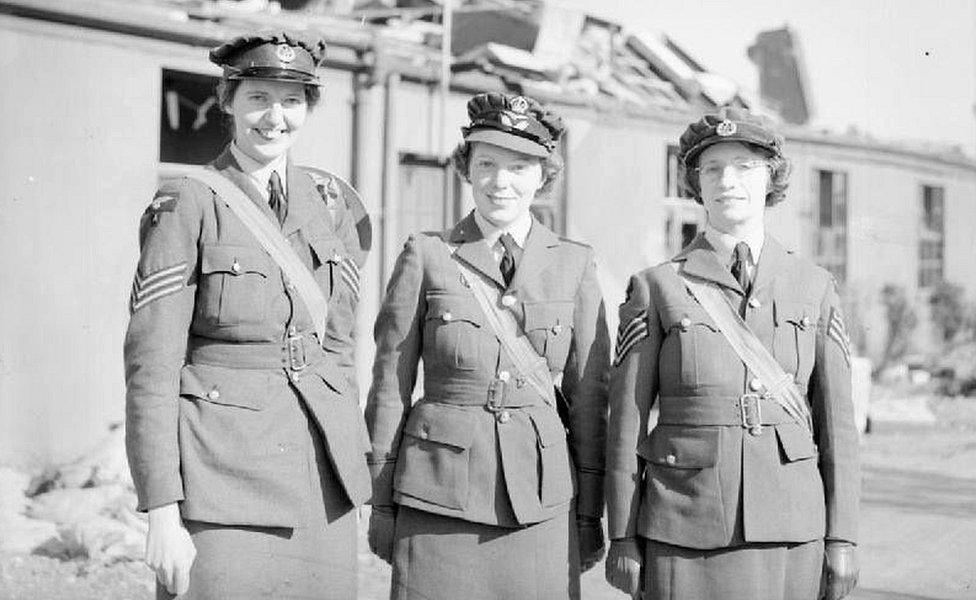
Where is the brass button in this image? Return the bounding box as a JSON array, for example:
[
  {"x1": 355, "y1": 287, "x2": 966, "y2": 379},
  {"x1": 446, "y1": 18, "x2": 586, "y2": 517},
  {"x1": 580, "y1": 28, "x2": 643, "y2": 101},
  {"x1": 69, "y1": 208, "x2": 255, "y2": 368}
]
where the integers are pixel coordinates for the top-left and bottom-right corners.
[
  {"x1": 801, "y1": 316, "x2": 812, "y2": 328},
  {"x1": 748, "y1": 298, "x2": 761, "y2": 309},
  {"x1": 332, "y1": 252, "x2": 342, "y2": 262},
  {"x1": 231, "y1": 260, "x2": 241, "y2": 274},
  {"x1": 679, "y1": 317, "x2": 692, "y2": 330},
  {"x1": 498, "y1": 370, "x2": 511, "y2": 382},
  {"x1": 551, "y1": 324, "x2": 563, "y2": 334},
  {"x1": 498, "y1": 410, "x2": 511, "y2": 424},
  {"x1": 420, "y1": 425, "x2": 429, "y2": 440},
  {"x1": 442, "y1": 312, "x2": 453, "y2": 322},
  {"x1": 207, "y1": 388, "x2": 220, "y2": 401},
  {"x1": 501, "y1": 295, "x2": 516, "y2": 307},
  {"x1": 749, "y1": 378, "x2": 763, "y2": 392},
  {"x1": 665, "y1": 454, "x2": 676, "y2": 465}
]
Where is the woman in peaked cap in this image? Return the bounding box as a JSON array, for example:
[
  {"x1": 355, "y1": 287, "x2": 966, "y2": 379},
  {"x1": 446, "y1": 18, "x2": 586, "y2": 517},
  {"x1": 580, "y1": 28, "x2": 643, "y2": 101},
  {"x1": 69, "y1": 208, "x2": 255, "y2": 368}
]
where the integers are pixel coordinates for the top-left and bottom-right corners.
[
  {"x1": 124, "y1": 30, "x2": 371, "y2": 599},
  {"x1": 364, "y1": 92, "x2": 611, "y2": 599},
  {"x1": 604, "y1": 108, "x2": 860, "y2": 600}
]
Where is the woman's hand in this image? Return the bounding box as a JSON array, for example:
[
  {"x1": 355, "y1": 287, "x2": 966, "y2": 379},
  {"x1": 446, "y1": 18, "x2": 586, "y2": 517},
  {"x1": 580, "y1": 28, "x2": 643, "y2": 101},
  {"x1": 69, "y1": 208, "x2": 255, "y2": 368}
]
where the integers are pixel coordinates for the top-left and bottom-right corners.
[
  {"x1": 605, "y1": 537, "x2": 642, "y2": 598},
  {"x1": 146, "y1": 503, "x2": 196, "y2": 596},
  {"x1": 577, "y1": 515, "x2": 606, "y2": 572},
  {"x1": 367, "y1": 505, "x2": 397, "y2": 564},
  {"x1": 821, "y1": 542, "x2": 859, "y2": 600}
]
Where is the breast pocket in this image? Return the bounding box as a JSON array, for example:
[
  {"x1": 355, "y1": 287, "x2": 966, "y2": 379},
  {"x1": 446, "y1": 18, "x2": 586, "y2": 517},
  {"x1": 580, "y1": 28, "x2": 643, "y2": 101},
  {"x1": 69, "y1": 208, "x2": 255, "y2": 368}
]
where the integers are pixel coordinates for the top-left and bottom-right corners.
[
  {"x1": 198, "y1": 245, "x2": 273, "y2": 326},
  {"x1": 394, "y1": 403, "x2": 477, "y2": 510},
  {"x1": 774, "y1": 300, "x2": 817, "y2": 382},
  {"x1": 424, "y1": 293, "x2": 484, "y2": 371},
  {"x1": 523, "y1": 301, "x2": 575, "y2": 369},
  {"x1": 660, "y1": 305, "x2": 721, "y2": 388}
]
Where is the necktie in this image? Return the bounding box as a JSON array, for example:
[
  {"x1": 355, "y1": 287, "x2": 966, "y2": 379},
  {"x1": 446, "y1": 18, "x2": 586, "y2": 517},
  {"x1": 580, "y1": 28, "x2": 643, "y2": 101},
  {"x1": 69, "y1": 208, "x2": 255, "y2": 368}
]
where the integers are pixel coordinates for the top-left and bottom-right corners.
[
  {"x1": 499, "y1": 233, "x2": 521, "y2": 286},
  {"x1": 731, "y1": 241, "x2": 752, "y2": 295},
  {"x1": 268, "y1": 170, "x2": 287, "y2": 226}
]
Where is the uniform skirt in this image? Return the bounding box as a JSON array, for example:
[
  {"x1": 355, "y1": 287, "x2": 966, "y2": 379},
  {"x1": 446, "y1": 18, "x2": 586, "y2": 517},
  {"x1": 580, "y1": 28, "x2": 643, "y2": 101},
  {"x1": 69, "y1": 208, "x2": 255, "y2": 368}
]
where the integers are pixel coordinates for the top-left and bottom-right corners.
[
  {"x1": 157, "y1": 409, "x2": 357, "y2": 600},
  {"x1": 642, "y1": 538, "x2": 824, "y2": 600},
  {"x1": 391, "y1": 506, "x2": 580, "y2": 600}
]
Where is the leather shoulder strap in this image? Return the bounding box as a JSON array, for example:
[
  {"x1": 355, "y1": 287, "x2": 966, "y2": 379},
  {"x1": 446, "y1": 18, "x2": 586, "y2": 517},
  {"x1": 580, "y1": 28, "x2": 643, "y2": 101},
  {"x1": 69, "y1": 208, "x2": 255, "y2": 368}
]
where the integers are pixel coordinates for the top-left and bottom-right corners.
[
  {"x1": 449, "y1": 250, "x2": 556, "y2": 407},
  {"x1": 674, "y1": 265, "x2": 813, "y2": 432},
  {"x1": 183, "y1": 170, "x2": 329, "y2": 345}
]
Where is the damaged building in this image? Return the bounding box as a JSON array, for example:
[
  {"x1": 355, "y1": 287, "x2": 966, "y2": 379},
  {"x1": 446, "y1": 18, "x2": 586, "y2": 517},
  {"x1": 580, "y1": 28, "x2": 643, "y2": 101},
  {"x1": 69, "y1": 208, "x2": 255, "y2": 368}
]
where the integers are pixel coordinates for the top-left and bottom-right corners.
[{"x1": 1, "y1": 0, "x2": 974, "y2": 464}]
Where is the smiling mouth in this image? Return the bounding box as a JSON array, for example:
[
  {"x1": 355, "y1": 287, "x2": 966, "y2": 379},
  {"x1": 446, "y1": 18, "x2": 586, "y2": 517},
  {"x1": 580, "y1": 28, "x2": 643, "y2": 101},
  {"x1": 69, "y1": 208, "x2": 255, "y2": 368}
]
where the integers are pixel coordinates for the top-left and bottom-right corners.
[{"x1": 252, "y1": 128, "x2": 287, "y2": 141}]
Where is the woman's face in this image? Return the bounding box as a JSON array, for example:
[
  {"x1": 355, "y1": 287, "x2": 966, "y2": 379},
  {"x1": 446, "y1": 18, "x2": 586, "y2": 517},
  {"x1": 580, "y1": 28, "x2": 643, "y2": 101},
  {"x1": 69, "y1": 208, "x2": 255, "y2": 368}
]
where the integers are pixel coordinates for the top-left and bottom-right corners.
[
  {"x1": 468, "y1": 142, "x2": 545, "y2": 229},
  {"x1": 226, "y1": 79, "x2": 308, "y2": 164},
  {"x1": 697, "y1": 141, "x2": 770, "y2": 232}
]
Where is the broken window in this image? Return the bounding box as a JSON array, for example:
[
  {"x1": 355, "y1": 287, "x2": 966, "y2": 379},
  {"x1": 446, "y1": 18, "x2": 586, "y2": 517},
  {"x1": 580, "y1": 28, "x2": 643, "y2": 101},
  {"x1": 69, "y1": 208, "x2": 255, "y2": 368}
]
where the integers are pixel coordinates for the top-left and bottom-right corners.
[
  {"x1": 663, "y1": 144, "x2": 703, "y2": 255},
  {"x1": 814, "y1": 169, "x2": 848, "y2": 283},
  {"x1": 919, "y1": 185, "x2": 945, "y2": 288},
  {"x1": 159, "y1": 69, "x2": 227, "y2": 165}
]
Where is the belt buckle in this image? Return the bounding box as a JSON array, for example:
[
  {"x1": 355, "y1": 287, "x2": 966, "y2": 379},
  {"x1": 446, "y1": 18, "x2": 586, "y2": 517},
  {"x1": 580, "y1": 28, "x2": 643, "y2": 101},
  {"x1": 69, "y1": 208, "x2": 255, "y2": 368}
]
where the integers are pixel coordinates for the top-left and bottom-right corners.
[
  {"x1": 485, "y1": 378, "x2": 506, "y2": 413},
  {"x1": 739, "y1": 393, "x2": 763, "y2": 436},
  {"x1": 287, "y1": 333, "x2": 308, "y2": 372}
]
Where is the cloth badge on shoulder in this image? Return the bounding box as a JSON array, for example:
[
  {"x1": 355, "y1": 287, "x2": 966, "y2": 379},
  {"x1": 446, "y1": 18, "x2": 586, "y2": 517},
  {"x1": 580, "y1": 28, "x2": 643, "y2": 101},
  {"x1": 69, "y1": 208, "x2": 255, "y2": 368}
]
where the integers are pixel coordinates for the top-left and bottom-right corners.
[
  {"x1": 339, "y1": 256, "x2": 360, "y2": 300},
  {"x1": 130, "y1": 262, "x2": 188, "y2": 313},
  {"x1": 147, "y1": 190, "x2": 179, "y2": 225},
  {"x1": 614, "y1": 314, "x2": 648, "y2": 366},
  {"x1": 828, "y1": 308, "x2": 852, "y2": 366}
]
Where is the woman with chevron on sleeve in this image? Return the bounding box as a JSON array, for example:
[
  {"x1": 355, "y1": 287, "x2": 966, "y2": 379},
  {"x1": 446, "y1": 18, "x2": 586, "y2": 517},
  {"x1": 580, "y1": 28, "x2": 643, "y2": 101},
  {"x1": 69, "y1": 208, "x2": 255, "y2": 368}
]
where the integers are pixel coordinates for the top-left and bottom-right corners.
[
  {"x1": 605, "y1": 108, "x2": 860, "y2": 600},
  {"x1": 124, "y1": 30, "x2": 371, "y2": 599}
]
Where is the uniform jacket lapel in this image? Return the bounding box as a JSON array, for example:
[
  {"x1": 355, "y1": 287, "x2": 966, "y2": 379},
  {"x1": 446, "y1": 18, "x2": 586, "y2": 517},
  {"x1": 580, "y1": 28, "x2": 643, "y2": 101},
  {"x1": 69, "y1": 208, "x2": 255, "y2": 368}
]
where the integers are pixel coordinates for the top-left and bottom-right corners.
[
  {"x1": 509, "y1": 219, "x2": 560, "y2": 293},
  {"x1": 673, "y1": 233, "x2": 743, "y2": 294},
  {"x1": 750, "y1": 234, "x2": 788, "y2": 296},
  {"x1": 210, "y1": 148, "x2": 279, "y2": 224},
  {"x1": 282, "y1": 161, "x2": 321, "y2": 238},
  {"x1": 449, "y1": 212, "x2": 507, "y2": 289}
]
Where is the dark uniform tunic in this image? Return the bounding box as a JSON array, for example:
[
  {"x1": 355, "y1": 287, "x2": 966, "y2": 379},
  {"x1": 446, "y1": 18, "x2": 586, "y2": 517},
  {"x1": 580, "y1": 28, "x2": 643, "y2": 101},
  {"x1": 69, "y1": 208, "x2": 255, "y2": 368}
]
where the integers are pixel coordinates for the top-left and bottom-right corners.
[
  {"x1": 606, "y1": 234, "x2": 859, "y2": 600},
  {"x1": 124, "y1": 148, "x2": 370, "y2": 599},
  {"x1": 366, "y1": 213, "x2": 610, "y2": 600}
]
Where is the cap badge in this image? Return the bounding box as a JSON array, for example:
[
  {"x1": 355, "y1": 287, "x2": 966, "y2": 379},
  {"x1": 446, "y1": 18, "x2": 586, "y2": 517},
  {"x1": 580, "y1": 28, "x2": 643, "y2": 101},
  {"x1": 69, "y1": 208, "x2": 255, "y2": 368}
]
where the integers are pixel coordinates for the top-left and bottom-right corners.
[
  {"x1": 509, "y1": 96, "x2": 529, "y2": 114},
  {"x1": 499, "y1": 111, "x2": 530, "y2": 130},
  {"x1": 716, "y1": 120, "x2": 737, "y2": 136},
  {"x1": 276, "y1": 44, "x2": 296, "y2": 64}
]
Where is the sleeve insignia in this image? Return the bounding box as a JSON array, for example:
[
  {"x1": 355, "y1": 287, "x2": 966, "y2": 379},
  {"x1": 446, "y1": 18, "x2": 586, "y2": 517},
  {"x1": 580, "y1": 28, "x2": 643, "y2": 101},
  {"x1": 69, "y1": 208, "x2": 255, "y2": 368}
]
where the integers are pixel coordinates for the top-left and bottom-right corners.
[
  {"x1": 614, "y1": 314, "x2": 648, "y2": 367},
  {"x1": 339, "y1": 256, "x2": 361, "y2": 300},
  {"x1": 146, "y1": 190, "x2": 180, "y2": 225},
  {"x1": 129, "y1": 262, "x2": 188, "y2": 313},
  {"x1": 827, "y1": 307, "x2": 852, "y2": 366}
]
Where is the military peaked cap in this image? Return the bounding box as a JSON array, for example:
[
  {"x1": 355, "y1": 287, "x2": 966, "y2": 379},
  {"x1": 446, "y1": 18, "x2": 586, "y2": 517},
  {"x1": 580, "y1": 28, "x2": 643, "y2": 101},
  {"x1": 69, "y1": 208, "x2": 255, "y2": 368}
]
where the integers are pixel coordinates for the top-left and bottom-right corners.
[
  {"x1": 210, "y1": 30, "x2": 327, "y2": 85},
  {"x1": 677, "y1": 107, "x2": 784, "y2": 168},
  {"x1": 462, "y1": 92, "x2": 565, "y2": 157}
]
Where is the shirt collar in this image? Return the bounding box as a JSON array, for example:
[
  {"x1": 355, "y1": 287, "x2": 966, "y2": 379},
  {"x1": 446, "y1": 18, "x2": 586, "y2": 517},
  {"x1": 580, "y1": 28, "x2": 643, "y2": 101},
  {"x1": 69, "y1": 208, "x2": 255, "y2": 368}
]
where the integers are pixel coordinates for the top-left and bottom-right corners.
[
  {"x1": 472, "y1": 209, "x2": 533, "y2": 250},
  {"x1": 230, "y1": 143, "x2": 288, "y2": 197},
  {"x1": 704, "y1": 224, "x2": 765, "y2": 267}
]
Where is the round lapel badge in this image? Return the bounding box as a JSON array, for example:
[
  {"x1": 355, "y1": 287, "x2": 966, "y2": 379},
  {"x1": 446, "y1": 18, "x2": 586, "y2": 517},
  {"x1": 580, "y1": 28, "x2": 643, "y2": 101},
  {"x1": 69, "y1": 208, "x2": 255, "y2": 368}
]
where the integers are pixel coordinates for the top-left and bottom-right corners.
[
  {"x1": 509, "y1": 96, "x2": 529, "y2": 114},
  {"x1": 276, "y1": 44, "x2": 296, "y2": 64},
  {"x1": 716, "y1": 119, "x2": 737, "y2": 136}
]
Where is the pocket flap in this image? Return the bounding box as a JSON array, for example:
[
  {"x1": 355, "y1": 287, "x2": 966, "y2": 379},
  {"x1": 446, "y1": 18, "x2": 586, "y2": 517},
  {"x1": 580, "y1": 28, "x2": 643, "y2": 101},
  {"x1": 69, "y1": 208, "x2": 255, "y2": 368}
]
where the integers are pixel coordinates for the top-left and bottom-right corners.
[
  {"x1": 775, "y1": 300, "x2": 816, "y2": 330},
  {"x1": 530, "y1": 413, "x2": 567, "y2": 448},
  {"x1": 425, "y1": 293, "x2": 483, "y2": 327},
  {"x1": 660, "y1": 304, "x2": 716, "y2": 332},
  {"x1": 307, "y1": 231, "x2": 343, "y2": 267},
  {"x1": 523, "y1": 301, "x2": 574, "y2": 333},
  {"x1": 775, "y1": 424, "x2": 818, "y2": 461},
  {"x1": 403, "y1": 403, "x2": 477, "y2": 450},
  {"x1": 179, "y1": 363, "x2": 267, "y2": 410},
  {"x1": 640, "y1": 426, "x2": 720, "y2": 468},
  {"x1": 200, "y1": 244, "x2": 271, "y2": 277}
]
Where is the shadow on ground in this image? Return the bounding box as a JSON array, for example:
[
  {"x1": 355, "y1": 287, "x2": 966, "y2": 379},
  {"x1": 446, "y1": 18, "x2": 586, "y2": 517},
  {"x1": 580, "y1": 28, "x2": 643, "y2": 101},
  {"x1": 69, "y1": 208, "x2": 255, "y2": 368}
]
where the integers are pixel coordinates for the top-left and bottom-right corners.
[
  {"x1": 852, "y1": 588, "x2": 951, "y2": 600},
  {"x1": 861, "y1": 465, "x2": 976, "y2": 519}
]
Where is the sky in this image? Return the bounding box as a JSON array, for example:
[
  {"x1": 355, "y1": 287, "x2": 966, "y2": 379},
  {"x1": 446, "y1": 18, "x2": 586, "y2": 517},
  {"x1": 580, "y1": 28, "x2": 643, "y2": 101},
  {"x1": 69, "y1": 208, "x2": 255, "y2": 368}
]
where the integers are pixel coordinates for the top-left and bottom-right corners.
[{"x1": 554, "y1": 0, "x2": 976, "y2": 156}]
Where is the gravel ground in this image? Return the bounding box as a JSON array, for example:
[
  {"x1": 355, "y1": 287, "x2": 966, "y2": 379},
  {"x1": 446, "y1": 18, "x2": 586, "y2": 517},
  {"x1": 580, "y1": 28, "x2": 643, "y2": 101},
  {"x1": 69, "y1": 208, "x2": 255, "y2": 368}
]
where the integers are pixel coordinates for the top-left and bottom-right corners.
[{"x1": 4, "y1": 394, "x2": 976, "y2": 599}]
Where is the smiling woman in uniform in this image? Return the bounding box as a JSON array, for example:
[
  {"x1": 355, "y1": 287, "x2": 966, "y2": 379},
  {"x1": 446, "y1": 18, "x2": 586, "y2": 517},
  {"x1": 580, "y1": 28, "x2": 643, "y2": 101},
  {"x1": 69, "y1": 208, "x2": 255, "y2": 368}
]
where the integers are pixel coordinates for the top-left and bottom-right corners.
[
  {"x1": 124, "y1": 30, "x2": 370, "y2": 599},
  {"x1": 604, "y1": 108, "x2": 860, "y2": 600},
  {"x1": 365, "y1": 92, "x2": 610, "y2": 600}
]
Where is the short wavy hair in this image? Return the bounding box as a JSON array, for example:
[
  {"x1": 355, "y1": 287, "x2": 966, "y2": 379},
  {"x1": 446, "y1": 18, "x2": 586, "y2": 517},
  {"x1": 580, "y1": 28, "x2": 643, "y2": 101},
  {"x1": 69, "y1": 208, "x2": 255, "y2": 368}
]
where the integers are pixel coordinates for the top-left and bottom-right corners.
[
  {"x1": 450, "y1": 141, "x2": 564, "y2": 197},
  {"x1": 679, "y1": 146, "x2": 792, "y2": 206}
]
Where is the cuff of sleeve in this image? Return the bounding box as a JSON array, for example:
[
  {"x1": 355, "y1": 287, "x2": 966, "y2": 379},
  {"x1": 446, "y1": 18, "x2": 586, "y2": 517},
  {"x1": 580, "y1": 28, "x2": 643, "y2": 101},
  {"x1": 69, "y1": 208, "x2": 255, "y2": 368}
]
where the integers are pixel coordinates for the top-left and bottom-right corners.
[
  {"x1": 575, "y1": 470, "x2": 605, "y2": 519},
  {"x1": 135, "y1": 477, "x2": 185, "y2": 513},
  {"x1": 368, "y1": 459, "x2": 397, "y2": 506}
]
